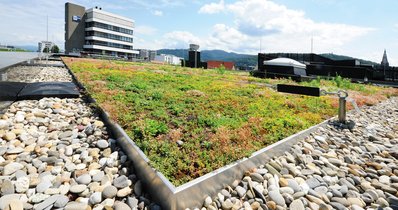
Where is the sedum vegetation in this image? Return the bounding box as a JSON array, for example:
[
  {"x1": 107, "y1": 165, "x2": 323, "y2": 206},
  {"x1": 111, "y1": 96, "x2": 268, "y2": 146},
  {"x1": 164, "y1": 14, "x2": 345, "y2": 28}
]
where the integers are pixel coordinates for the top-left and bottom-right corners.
[{"x1": 64, "y1": 58, "x2": 398, "y2": 185}]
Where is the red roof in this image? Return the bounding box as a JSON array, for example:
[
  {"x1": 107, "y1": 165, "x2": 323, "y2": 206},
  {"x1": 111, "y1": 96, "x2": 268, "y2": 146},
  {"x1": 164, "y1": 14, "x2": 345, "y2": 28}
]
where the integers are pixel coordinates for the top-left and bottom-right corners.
[{"x1": 207, "y1": 60, "x2": 235, "y2": 70}]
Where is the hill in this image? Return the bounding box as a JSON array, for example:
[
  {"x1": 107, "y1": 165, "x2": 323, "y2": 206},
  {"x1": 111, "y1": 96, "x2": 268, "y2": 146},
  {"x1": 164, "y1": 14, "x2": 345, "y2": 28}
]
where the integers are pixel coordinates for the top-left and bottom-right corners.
[
  {"x1": 321, "y1": 53, "x2": 378, "y2": 66},
  {"x1": 14, "y1": 45, "x2": 37, "y2": 52},
  {"x1": 157, "y1": 49, "x2": 257, "y2": 68},
  {"x1": 156, "y1": 49, "x2": 379, "y2": 68}
]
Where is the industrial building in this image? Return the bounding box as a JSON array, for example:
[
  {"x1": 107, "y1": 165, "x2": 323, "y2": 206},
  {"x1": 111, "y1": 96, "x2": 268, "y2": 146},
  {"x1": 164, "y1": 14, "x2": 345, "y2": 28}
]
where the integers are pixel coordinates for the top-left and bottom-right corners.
[
  {"x1": 256, "y1": 51, "x2": 398, "y2": 82},
  {"x1": 263, "y1": 58, "x2": 306, "y2": 79},
  {"x1": 183, "y1": 44, "x2": 207, "y2": 68},
  {"x1": 207, "y1": 61, "x2": 235, "y2": 70},
  {"x1": 136, "y1": 49, "x2": 157, "y2": 61},
  {"x1": 65, "y1": 2, "x2": 138, "y2": 59}
]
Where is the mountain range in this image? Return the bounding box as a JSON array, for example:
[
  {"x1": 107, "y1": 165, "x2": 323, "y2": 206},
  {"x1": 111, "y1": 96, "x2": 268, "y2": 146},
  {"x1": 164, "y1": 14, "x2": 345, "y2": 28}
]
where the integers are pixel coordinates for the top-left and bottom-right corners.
[
  {"x1": 157, "y1": 49, "x2": 379, "y2": 67},
  {"x1": 157, "y1": 49, "x2": 257, "y2": 67}
]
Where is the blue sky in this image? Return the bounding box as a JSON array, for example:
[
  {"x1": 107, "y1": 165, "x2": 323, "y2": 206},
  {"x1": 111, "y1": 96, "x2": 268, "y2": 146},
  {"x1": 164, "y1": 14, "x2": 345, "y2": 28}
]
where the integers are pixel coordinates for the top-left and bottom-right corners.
[{"x1": 0, "y1": 0, "x2": 397, "y2": 65}]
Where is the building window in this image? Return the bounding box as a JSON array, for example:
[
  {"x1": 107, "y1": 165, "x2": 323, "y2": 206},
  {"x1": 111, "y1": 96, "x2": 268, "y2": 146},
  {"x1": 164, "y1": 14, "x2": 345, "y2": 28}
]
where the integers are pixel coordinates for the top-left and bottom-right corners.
[
  {"x1": 86, "y1": 22, "x2": 133, "y2": 35},
  {"x1": 85, "y1": 40, "x2": 133, "y2": 50},
  {"x1": 85, "y1": 31, "x2": 133, "y2": 43}
]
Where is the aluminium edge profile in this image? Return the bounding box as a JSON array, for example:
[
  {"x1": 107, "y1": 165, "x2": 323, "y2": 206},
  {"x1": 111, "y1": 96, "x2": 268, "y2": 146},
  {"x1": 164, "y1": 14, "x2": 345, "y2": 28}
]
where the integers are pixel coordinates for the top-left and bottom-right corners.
[{"x1": 63, "y1": 59, "x2": 335, "y2": 210}]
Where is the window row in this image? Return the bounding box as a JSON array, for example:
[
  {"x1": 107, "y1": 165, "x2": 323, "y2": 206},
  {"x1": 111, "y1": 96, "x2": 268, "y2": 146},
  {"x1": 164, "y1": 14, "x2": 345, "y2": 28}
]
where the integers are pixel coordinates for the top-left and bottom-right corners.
[
  {"x1": 85, "y1": 40, "x2": 133, "y2": 50},
  {"x1": 85, "y1": 31, "x2": 133, "y2": 43},
  {"x1": 86, "y1": 22, "x2": 133, "y2": 35}
]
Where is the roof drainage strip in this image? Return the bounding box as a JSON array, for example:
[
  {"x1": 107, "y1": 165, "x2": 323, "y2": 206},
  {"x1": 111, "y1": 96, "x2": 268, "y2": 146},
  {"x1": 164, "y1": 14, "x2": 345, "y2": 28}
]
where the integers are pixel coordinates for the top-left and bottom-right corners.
[
  {"x1": 66, "y1": 61, "x2": 337, "y2": 209},
  {"x1": 18, "y1": 82, "x2": 79, "y2": 100},
  {"x1": 0, "y1": 81, "x2": 80, "y2": 113}
]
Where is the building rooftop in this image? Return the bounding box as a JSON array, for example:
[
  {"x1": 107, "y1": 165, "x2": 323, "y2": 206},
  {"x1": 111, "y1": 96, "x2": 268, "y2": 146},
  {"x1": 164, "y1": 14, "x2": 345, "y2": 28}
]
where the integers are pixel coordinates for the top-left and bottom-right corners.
[{"x1": 264, "y1": 58, "x2": 306, "y2": 68}]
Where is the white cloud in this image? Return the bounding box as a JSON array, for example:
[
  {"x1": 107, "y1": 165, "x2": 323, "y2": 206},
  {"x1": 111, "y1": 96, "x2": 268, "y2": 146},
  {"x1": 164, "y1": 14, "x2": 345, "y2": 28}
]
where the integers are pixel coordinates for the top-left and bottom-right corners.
[
  {"x1": 197, "y1": 0, "x2": 373, "y2": 54},
  {"x1": 0, "y1": 0, "x2": 65, "y2": 49},
  {"x1": 207, "y1": 24, "x2": 249, "y2": 51},
  {"x1": 159, "y1": 31, "x2": 202, "y2": 49},
  {"x1": 198, "y1": 0, "x2": 225, "y2": 14},
  {"x1": 152, "y1": 10, "x2": 163, "y2": 16}
]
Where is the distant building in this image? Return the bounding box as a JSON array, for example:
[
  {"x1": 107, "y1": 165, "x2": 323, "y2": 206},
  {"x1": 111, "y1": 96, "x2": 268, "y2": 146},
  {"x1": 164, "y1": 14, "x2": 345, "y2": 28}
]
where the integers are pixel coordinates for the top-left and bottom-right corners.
[
  {"x1": 207, "y1": 61, "x2": 235, "y2": 70},
  {"x1": 256, "y1": 52, "x2": 398, "y2": 82},
  {"x1": 38, "y1": 41, "x2": 54, "y2": 52},
  {"x1": 0, "y1": 44, "x2": 15, "y2": 50},
  {"x1": 137, "y1": 49, "x2": 157, "y2": 61},
  {"x1": 154, "y1": 54, "x2": 182, "y2": 65},
  {"x1": 381, "y1": 49, "x2": 389, "y2": 69},
  {"x1": 65, "y1": 2, "x2": 138, "y2": 59},
  {"x1": 183, "y1": 44, "x2": 207, "y2": 68},
  {"x1": 263, "y1": 58, "x2": 306, "y2": 79}
]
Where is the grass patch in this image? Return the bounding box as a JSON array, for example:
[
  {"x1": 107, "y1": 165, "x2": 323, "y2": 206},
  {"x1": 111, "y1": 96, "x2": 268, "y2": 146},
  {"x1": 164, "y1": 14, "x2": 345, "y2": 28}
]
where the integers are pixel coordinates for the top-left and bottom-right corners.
[{"x1": 64, "y1": 57, "x2": 398, "y2": 185}]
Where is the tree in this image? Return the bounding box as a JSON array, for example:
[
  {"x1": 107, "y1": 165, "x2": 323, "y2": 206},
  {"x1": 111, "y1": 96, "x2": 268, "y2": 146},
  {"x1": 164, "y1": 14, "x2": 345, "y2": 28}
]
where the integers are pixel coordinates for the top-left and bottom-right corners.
[
  {"x1": 43, "y1": 47, "x2": 49, "y2": 53},
  {"x1": 51, "y1": 45, "x2": 59, "y2": 53}
]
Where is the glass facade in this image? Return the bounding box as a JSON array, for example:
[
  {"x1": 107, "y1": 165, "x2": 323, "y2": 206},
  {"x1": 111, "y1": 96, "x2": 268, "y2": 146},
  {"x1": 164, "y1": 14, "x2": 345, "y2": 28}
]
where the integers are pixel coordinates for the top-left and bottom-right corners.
[
  {"x1": 85, "y1": 40, "x2": 133, "y2": 50},
  {"x1": 85, "y1": 31, "x2": 133, "y2": 43},
  {"x1": 86, "y1": 22, "x2": 133, "y2": 35}
]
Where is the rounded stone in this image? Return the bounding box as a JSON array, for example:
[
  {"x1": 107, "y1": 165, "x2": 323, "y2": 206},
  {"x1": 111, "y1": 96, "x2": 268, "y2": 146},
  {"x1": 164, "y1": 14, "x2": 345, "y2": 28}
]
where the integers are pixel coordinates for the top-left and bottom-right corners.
[
  {"x1": 54, "y1": 195, "x2": 69, "y2": 208},
  {"x1": 267, "y1": 201, "x2": 277, "y2": 210},
  {"x1": 1, "y1": 180, "x2": 15, "y2": 195},
  {"x1": 204, "y1": 196, "x2": 212, "y2": 207},
  {"x1": 15, "y1": 177, "x2": 30, "y2": 193},
  {"x1": 4, "y1": 162, "x2": 24, "y2": 175},
  {"x1": 269, "y1": 190, "x2": 285, "y2": 206},
  {"x1": 36, "y1": 180, "x2": 52, "y2": 193},
  {"x1": 64, "y1": 202, "x2": 89, "y2": 210},
  {"x1": 134, "y1": 181, "x2": 142, "y2": 197},
  {"x1": 114, "y1": 201, "x2": 132, "y2": 210},
  {"x1": 279, "y1": 178, "x2": 289, "y2": 187},
  {"x1": 6, "y1": 199, "x2": 23, "y2": 210},
  {"x1": 4, "y1": 132, "x2": 16, "y2": 141},
  {"x1": 117, "y1": 187, "x2": 132, "y2": 198},
  {"x1": 113, "y1": 175, "x2": 129, "y2": 189},
  {"x1": 89, "y1": 192, "x2": 102, "y2": 205},
  {"x1": 102, "y1": 185, "x2": 117, "y2": 199},
  {"x1": 290, "y1": 199, "x2": 305, "y2": 210},
  {"x1": 69, "y1": 184, "x2": 87, "y2": 194},
  {"x1": 96, "y1": 140, "x2": 109, "y2": 149},
  {"x1": 76, "y1": 174, "x2": 92, "y2": 185}
]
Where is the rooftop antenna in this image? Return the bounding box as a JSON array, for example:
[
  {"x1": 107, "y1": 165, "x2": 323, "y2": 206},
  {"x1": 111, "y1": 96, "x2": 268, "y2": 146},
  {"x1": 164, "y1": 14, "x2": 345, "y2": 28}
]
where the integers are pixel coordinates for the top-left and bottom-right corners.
[
  {"x1": 311, "y1": 36, "x2": 313, "y2": 54},
  {"x1": 46, "y1": 15, "x2": 48, "y2": 42},
  {"x1": 260, "y1": 38, "x2": 262, "y2": 53},
  {"x1": 46, "y1": 15, "x2": 49, "y2": 64}
]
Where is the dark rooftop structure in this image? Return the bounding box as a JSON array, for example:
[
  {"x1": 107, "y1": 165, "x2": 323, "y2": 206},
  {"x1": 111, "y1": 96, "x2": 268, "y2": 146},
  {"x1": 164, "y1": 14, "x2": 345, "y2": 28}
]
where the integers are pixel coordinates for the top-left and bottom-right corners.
[{"x1": 256, "y1": 51, "x2": 398, "y2": 83}]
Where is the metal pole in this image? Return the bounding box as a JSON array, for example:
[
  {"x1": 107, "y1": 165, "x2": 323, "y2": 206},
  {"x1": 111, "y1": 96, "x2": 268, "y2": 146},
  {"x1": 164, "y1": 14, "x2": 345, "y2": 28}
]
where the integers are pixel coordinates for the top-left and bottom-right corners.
[
  {"x1": 46, "y1": 15, "x2": 48, "y2": 42},
  {"x1": 311, "y1": 36, "x2": 313, "y2": 54},
  {"x1": 338, "y1": 91, "x2": 348, "y2": 123},
  {"x1": 194, "y1": 50, "x2": 197, "y2": 68}
]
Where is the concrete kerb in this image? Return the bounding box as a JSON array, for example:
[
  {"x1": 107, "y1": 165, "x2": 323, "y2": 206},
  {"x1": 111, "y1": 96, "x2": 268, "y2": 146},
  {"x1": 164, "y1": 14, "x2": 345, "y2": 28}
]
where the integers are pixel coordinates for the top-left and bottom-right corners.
[{"x1": 63, "y1": 58, "x2": 337, "y2": 209}]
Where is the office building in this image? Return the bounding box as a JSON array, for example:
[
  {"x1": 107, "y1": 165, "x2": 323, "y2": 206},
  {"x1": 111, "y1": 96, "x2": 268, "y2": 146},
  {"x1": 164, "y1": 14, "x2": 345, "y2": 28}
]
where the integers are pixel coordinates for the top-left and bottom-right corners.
[
  {"x1": 65, "y1": 2, "x2": 138, "y2": 59},
  {"x1": 154, "y1": 54, "x2": 182, "y2": 65},
  {"x1": 137, "y1": 49, "x2": 157, "y2": 61},
  {"x1": 38, "y1": 41, "x2": 54, "y2": 52}
]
